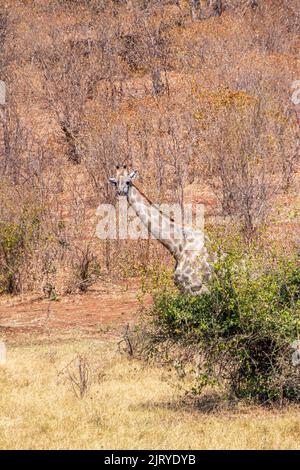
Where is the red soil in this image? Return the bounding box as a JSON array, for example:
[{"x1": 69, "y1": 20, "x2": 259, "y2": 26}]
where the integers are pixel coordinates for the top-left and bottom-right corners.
[{"x1": 0, "y1": 279, "x2": 151, "y2": 344}]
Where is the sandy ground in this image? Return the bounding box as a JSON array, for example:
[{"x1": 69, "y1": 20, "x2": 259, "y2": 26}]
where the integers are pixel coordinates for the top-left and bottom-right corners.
[{"x1": 0, "y1": 279, "x2": 150, "y2": 345}]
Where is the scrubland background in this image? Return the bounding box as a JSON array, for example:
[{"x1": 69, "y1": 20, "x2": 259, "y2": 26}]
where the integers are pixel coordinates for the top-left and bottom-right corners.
[
  {"x1": 0, "y1": 0, "x2": 300, "y2": 450},
  {"x1": 0, "y1": 0, "x2": 299, "y2": 296}
]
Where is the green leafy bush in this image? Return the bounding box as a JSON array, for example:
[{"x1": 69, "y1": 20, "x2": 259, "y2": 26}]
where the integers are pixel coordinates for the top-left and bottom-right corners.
[
  {"x1": 141, "y1": 249, "x2": 300, "y2": 405},
  {"x1": 0, "y1": 206, "x2": 42, "y2": 294}
]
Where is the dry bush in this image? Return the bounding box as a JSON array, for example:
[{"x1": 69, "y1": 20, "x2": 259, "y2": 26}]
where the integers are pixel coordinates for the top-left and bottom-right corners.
[
  {"x1": 0, "y1": 99, "x2": 31, "y2": 182},
  {"x1": 190, "y1": 0, "x2": 224, "y2": 21},
  {"x1": 195, "y1": 84, "x2": 299, "y2": 240},
  {"x1": 58, "y1": 354, "x2": 90, "y2": 399},
  {"x1": 0, "y1": 94, "x2": 64, "y2": 293},
  {"x1": 37, "y1": 36, "x2": 99, "y2": 164}
]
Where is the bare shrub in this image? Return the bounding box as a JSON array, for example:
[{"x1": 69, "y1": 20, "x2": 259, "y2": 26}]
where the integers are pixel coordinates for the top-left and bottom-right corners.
[
  {"x1": 118, "y1": 324, "x2": 134, "y2": 356},
  {"x1": 195, "y1": 86, "x2": 299, "y2": 240},
  {"x1": 58, "y1": 354, "x2": 90, "y2": 399},
  {"x1": 69, "y1": 243, "x2": 101, "y2": 293},
  {"x1": 37, "y1": 27, "x2": 112, "y2": 164},
  {"x1": 190, "y1": 0, "x2": 224, "y2": 21},
  {"x1": 119, "y1": 9, "x2": 171, "y2": 95},
  {"x1": 0, "y1": 98, "x2": 32, "y2": 182}
]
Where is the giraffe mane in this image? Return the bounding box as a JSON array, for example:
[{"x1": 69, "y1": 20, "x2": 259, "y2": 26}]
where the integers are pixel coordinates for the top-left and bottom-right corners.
[{"x1": 132, "y1": 183, "x2": 175, "y2": 223}]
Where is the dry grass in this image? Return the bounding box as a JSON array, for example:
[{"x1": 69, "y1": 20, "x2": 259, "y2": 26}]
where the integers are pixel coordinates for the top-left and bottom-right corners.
[{"x1": 0, "y1": 338, "x2": 300, "y2": 450}]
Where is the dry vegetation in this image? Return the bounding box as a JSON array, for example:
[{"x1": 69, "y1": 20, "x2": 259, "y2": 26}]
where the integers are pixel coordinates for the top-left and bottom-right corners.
[
  {"x1": 0, "y1": 0, "x2": 299, "y2": 296},
  {"x1": 0, "y1": 0, "x2": 300, "y2": 450},
  {"x1": 0, "y1": 338, "x2": 300, "y2": 450}
]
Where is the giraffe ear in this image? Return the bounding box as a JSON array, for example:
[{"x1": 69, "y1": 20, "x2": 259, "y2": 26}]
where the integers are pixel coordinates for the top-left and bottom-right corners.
[
  {"x1": 129, "y1": 170, "x2": 138, "y2": 180},
  {"x1": 108, "y1": 177, "x2": 117, "y2": 186}
]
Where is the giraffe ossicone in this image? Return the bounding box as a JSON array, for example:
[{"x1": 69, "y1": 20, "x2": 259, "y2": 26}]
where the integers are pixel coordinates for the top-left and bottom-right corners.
[{"x1": 108, "y1": 166, "x2": 213, "y2": 295}]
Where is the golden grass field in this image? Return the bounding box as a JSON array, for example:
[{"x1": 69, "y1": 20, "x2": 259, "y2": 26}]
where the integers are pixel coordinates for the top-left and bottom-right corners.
[{"x1": 1, "y1": 337, "x2": 300, "y2": 450}]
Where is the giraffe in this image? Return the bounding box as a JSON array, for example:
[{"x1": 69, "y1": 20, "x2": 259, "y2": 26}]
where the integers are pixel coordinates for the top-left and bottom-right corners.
[{"x1": 108, "y1": 165, "x2": 213, "y2": 295}]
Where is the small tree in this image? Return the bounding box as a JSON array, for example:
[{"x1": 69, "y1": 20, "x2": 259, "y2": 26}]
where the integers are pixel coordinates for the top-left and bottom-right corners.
[{"x1": 196, "y1": 86, "x2": 298, "y2": 240}]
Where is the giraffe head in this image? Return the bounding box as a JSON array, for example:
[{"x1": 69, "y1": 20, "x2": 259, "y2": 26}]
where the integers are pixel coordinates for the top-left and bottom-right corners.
[{"x1": 108, "y1": 165, "x2": 138, "y2": 196}]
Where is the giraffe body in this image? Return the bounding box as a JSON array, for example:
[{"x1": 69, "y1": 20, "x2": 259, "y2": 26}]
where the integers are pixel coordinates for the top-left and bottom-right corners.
[{"x1": 109, "y1": 166, "x2": 213, "y2": 295}]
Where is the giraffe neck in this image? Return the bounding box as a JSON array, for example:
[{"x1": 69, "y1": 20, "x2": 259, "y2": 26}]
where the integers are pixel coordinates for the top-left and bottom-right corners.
[{"x1": 127, "y1": 185, "x2": 179, "y2": 258}]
